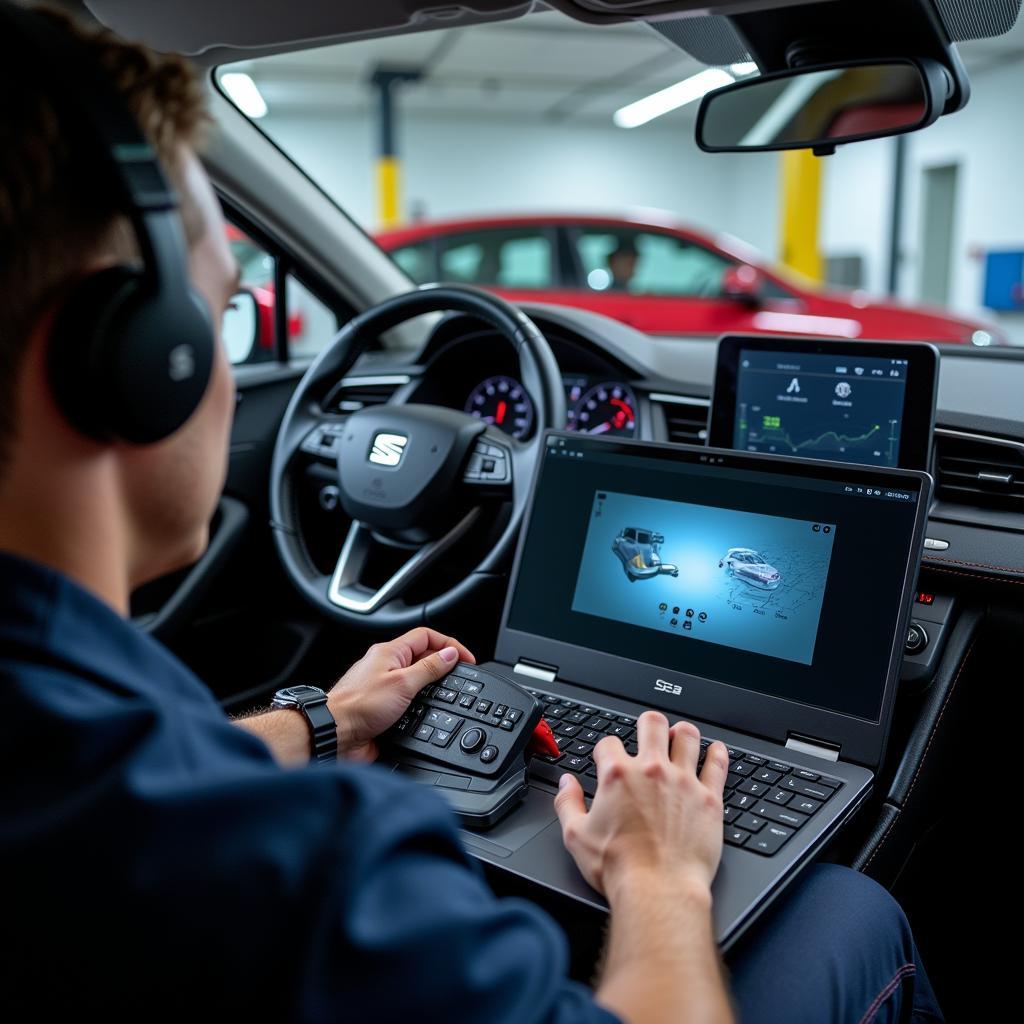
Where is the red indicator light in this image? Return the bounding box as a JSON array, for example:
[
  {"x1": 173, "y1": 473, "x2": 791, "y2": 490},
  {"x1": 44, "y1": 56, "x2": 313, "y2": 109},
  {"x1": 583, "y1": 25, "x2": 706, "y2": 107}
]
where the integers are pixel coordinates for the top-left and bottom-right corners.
[{"x1": 916, "y1": 592, "x2": 935, "y2": 605}]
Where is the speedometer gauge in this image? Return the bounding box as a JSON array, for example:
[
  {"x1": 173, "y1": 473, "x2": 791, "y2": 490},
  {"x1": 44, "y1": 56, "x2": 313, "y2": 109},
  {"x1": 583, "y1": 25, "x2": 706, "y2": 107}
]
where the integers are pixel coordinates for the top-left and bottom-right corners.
[
  {"x1": 465, "y1": 375, "x2": 535, "y2": 439},
  {"x1": 571, "y1": 382, "x2": 637, "y2": 437}
]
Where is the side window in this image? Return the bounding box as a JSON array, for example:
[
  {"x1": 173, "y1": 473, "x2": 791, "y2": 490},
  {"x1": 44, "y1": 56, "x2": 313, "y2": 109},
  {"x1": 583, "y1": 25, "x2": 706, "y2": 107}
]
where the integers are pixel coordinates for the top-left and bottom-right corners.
[
  {"x1": 391, "y1": 242, "x2": 435, "y2": 284},
  {"x1": 224, "y1": 220, "x2": 340, "y2": 365},
  {"x1": 438, "y1": 229, "x2": 553, "y2": 288},
  {"x1": 572, "y1": 228, "x2": 731, "y2": 298}
]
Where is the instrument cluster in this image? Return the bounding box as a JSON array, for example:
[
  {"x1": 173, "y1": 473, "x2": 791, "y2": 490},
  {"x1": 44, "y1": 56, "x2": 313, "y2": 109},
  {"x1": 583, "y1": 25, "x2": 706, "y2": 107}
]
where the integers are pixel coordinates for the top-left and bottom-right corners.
[{"x1": 464, "y1": 375, "x2": 638, "y2": 439}]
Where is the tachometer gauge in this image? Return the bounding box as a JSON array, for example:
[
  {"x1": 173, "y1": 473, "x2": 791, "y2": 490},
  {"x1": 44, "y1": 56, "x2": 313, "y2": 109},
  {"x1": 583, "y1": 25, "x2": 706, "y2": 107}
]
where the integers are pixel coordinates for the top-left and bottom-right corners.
[
  {"x1": 571, "y1": 382, "x2": 637, "y2": 437},
  {"x1": 465, "y1": 375, "x2": 535, "y2": 439}
]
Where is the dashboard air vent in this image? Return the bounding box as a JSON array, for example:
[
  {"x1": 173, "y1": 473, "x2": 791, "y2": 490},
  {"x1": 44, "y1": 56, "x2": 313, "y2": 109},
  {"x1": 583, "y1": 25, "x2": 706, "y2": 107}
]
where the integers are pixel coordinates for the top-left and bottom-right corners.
[
  {"x1": 652, "y1": 395, "x2": 710, "y2": 445},
  {"x1": 324, "y1": 376, "x2": 408, "y2": 415},
  {"x1": 934, "y1": 430, "x2": 1024, "y2": 512}
]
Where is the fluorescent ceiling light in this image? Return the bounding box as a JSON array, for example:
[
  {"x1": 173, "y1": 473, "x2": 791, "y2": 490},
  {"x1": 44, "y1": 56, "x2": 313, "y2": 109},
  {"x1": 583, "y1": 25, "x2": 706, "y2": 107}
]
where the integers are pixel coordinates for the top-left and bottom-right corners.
[
  {"x1": 614, "y1": 68, "x2": 734, "y2": 128},
  {"x1": 221, "y1": 73, "x2": 268, "y2": 119}
]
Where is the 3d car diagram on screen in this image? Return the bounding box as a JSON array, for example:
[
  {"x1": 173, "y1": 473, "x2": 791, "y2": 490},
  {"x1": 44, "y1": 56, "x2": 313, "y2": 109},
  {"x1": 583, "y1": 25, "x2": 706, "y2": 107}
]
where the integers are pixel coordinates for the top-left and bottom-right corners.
[
  {"x1": 611, "y1": 527, "x2": 680, "y2": 581},
  {"x1": 719, "y1": 548, "x2": 782, "y2": 590},
  {"x1": 573, "y1": 490, "x2": 836, "y2": 666}
]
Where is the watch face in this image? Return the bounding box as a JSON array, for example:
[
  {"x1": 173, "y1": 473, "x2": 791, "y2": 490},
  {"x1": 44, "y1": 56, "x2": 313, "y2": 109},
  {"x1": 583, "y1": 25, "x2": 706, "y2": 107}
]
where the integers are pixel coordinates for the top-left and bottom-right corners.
[{"x1": 274, "y1": 685, "x2": 326, "y2": 706}]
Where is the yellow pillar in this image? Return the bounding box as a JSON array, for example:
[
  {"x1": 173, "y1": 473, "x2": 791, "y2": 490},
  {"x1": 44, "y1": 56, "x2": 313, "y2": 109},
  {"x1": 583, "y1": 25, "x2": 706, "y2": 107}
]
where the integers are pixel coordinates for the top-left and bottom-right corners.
[
  {"x1": 377, "y1": 155, "x2": 401, "y2": 230},
  {"x1": 779, "y1": 149, "x2": 823, "y2": 283}
]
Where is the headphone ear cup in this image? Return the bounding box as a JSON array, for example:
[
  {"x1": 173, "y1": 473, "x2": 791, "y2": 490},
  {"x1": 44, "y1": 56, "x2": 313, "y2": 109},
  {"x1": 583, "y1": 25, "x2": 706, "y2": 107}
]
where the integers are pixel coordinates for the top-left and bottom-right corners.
[{"x1": 48, "y1": 266, "x2": 214, "y2": 444}]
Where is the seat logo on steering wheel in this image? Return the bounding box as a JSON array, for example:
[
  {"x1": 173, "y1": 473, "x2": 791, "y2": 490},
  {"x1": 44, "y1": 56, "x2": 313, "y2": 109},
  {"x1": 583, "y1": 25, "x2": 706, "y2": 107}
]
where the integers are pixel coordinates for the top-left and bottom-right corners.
[{"x1": 368, "y1": 432, "x2": 409, "y2": 467}]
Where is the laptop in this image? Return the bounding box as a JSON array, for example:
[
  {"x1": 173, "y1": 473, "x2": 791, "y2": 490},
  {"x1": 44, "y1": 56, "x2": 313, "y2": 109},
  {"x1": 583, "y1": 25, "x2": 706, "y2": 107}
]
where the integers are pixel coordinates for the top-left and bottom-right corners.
[{"x1": 464, "y1": 431, "x2": 930, "y2": 952}]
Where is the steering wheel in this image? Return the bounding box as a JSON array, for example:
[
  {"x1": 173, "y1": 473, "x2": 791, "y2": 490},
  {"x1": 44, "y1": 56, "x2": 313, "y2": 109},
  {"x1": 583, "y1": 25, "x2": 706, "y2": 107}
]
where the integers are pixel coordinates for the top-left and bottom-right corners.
[{"x1": 269, "y1": 284, "x2": 566, "y2": 630}]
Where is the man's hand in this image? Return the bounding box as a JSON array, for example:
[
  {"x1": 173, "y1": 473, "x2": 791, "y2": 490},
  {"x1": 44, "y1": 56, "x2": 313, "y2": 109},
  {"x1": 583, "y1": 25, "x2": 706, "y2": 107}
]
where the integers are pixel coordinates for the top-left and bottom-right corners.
[
  {"x1": 554, "y1": 711, "x2": 729, "y2": 898},
  {"x1": 328, "y1": 628, "x2": 475, "y2": 762},
  {"x1": 555, "y1": 711, "x2": 736, "y2": 1024}
]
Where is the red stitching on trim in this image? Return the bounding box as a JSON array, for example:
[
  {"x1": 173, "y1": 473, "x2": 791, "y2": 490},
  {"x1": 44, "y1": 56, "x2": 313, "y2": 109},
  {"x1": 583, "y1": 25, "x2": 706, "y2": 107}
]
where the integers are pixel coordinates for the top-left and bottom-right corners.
[
  {"x1": 925, "y1": 566, "x2": 1024, "y2": 587},
  {"x1": 863, "y1": 636, "x2": 978, "y2": 870},
  {"x1": 859, "y1": 964, "x2": 916, "y2": 1024},
  {"x1": 926, "y1": 554, "x2": 1024, "y2": 573}
]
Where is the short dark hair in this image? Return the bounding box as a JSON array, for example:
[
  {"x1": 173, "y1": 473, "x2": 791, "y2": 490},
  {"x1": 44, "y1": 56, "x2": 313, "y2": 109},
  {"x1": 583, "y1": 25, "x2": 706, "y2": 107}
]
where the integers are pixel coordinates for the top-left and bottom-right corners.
[{"x1": 0, "y1": 7, "x2": 207, "y2": 472}]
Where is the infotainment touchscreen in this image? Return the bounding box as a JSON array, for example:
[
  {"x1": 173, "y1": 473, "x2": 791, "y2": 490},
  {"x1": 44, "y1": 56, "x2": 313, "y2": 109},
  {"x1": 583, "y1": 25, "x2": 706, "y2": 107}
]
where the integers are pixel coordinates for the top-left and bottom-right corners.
[{"x1": 708, "y1": 335, "x2": 939, "y2": 470}]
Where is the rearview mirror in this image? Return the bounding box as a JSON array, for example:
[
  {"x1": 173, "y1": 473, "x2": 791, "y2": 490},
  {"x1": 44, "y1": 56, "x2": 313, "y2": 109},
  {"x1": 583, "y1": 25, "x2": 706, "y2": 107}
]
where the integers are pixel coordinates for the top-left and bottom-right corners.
[{"x1": 696, "y1": 60, "x2": 947, "y2": 155}]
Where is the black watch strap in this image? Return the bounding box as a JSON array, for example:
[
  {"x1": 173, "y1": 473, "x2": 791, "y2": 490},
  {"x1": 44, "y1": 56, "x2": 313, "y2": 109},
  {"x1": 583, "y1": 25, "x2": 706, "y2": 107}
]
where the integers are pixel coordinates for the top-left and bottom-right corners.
[{"x1": 301, "y1": 700, "x2": 339, "y2": 765}]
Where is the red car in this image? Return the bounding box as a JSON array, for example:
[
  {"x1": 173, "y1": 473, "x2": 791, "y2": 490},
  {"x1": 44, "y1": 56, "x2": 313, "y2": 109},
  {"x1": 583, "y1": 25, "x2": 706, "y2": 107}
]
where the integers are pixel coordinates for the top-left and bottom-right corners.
[{"x1": 375, "y1": 213, "x2": 1004, "y2": 345}]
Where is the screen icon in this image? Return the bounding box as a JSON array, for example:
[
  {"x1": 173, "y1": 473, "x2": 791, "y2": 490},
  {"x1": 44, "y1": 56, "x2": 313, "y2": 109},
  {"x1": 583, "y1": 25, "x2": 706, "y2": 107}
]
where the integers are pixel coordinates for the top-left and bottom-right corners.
[{"x1": 785, "y1": 377, "x2": 801, "y2": 394}]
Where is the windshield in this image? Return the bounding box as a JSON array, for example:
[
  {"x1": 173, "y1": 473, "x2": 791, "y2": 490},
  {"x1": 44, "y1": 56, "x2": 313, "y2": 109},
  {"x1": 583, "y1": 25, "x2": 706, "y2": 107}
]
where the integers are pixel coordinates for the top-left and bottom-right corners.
[{"x1": 217, "y1": 7, "x2": 1024, "y2": 348}]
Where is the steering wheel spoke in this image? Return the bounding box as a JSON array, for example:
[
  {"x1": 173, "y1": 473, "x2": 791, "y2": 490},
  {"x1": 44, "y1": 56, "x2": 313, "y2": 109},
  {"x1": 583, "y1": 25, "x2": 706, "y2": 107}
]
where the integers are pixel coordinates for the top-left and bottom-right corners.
[{"x1": 328, "y1": 509, "x2": 481, "y2": 614}]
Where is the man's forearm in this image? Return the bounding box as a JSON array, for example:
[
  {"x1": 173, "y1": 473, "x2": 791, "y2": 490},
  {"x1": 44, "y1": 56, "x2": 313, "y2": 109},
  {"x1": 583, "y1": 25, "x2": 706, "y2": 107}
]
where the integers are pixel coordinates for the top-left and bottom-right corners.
[
  {"x1": 232, "y1": 708, "x2": 311, "y2": 767},
  {"x1": 595, "y1": 872, "x2": 735, "y2": 1024}
]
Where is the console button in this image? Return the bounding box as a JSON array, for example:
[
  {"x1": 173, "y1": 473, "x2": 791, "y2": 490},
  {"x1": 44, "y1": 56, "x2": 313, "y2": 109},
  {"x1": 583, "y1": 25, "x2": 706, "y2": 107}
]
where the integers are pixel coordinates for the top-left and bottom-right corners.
[
  {"x1": 479, "y1": 745, "x2": 499, "y2": 764},
  {"x1": 905, "y1": 621, "x2": 929, "y2": 655},
  {"x1": 414, "y1": 724, "x2": 434, "y2": 742},
  {"x1": 459, "y1": 728, "x2": 485, "y2": 753},
  {"x1": 431, "y1": 729, "x2": 456, "y2": 747},
  {"x1": 424, "y1": 709, "x2": 459, "y2": 731}
]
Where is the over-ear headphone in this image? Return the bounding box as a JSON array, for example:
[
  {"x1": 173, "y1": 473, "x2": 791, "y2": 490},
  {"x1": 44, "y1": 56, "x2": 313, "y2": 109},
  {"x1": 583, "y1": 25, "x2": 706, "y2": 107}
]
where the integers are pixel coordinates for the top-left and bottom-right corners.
[{"x1": 0, "y1": 2, "x2": 214, "y2": 444}]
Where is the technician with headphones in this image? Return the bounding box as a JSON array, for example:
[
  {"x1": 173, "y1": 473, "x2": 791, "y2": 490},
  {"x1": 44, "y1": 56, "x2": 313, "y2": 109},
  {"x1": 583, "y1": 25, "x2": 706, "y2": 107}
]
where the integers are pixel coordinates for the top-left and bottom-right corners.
[{"x1": 0, "y1": 6, "x2": 944, "y2": 1023}]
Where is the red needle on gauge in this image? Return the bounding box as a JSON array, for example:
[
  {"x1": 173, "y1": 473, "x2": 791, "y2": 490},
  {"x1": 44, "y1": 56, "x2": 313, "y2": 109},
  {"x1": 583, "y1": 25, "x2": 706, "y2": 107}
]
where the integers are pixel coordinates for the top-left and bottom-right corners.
[{"x1": 495, "y1": 400, "x2": 507, "y2": 425}]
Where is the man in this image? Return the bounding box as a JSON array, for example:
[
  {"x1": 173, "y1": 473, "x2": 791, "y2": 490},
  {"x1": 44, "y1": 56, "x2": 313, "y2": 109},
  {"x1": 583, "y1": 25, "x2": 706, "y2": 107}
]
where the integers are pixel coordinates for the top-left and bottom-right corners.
[
  {"x1": 607, "y1": 239, "x2": 640, "y2": 290},
  {"x1": 0, "y1": 8, "x2": 943, "y2": 1021}
]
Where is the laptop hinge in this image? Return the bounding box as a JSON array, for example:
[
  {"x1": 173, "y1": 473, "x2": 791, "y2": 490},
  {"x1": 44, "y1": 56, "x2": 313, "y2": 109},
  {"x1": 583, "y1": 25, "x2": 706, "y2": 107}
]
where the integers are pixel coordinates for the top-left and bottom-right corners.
[
  {"x1": 785, "y1": 733, "x2": 841, "y2": 762},
  {"x1": 513, "y1": 659, "x2": 558, "y2": 684}
]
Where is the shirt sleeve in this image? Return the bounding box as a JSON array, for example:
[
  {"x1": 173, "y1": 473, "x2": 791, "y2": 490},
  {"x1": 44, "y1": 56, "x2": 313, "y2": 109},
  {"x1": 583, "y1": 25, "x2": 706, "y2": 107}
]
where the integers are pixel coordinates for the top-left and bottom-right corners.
[{"x1": 287, "y1": 766, "x2": 623, "y2": 1024}]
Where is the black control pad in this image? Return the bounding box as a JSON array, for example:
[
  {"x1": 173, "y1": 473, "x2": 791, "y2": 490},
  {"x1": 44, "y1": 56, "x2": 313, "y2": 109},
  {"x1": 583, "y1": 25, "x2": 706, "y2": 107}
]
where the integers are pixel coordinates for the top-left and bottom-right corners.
[{"x1": 385, "y1": 663, "x2": 544, "y2": 780}]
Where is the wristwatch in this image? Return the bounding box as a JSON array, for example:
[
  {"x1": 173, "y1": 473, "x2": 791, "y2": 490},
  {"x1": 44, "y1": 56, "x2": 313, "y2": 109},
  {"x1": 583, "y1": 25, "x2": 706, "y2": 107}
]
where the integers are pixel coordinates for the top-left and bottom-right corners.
[{"x1": 271, "y1": 685, "x2": 338, "y2": 764}]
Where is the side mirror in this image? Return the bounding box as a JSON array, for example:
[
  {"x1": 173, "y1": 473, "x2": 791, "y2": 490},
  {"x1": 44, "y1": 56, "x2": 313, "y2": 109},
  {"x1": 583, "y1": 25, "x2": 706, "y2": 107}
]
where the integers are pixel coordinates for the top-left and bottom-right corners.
[
  {"x1": 721, "y1": 265, "x2": 765, "y2": 305},
  {"x1": 696, "y1": 59, "x2": 949, "y2": 155},
  {"x1": 222, "y1": 289, "x2": 260, "y2": 365}
]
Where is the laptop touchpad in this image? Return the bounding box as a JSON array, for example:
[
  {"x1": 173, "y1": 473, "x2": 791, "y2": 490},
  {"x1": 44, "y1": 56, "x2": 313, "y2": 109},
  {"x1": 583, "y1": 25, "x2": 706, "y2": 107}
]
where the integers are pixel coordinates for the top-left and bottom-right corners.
[{"x1": 460, "y1": 785, "x2": 558, "y2": 856}]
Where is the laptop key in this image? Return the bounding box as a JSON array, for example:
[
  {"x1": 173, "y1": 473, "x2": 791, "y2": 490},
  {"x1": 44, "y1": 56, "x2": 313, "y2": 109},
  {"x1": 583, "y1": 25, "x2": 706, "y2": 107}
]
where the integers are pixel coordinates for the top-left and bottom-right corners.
[
  {"x1": 585, "y1": 765, "x2": 598, "y2": 778},
  {"x1": 814, "y1": 776, "x2": 842, "y2": 791},
  {"x1": 608, "y1": 724, "x2": 634, "y2": 740},
  {"x1": 767, "y1": 787, "x2": 793, "y2": 805},
  {"x1": 560, "y1": 700, "x2": 579, "y2": 709},
  {"x1": 753, "y1": 803, "x2": 809, "y2": 829},
  {"x1": 564, "y1": 755, "x2": 591, "y2": 772},
  {"x1": 768, "y1": 761, "x2": 791, "y2": 774},
  {"x1": 725, "y1": 772, "x2": 743, "y2": 790},
  {"x1": 736, "y1": 812, "x2": 768, "y2": 833},
  {"x1": 585, "y1": 716, "x2": 611, "y2": 730},
  {"x1": 566, "y1": 711, "x2": 590, "y2": 725},
  {"x1": 724, "y1": 827, "x2": 751, "y2": 847},
  {"x1": 793, "y1": 768, "x2": 820, "y2": 782},
  {"x1": 546, "y1": 706, "x2": 567, "y2": 719},
  {"x1": 530, "y1": 761, "x2": 566, "y2": 788},
  {"x1": 580, "y1": 774, "x2": 598, "y2": 798},
  {"x1": 736, "y1": 778, "x2": 770, "y2": 797},
  {"x1": 617, "y1": 716, "x2": 636, "y2": 726},
  {"x1": 624, "y1": 740, "x2": 638, "y2": 755},
  {"x1": 580, "y1": 729, "x2": 602, "y2": 744},
  {"x1": 730, "y1": 761, "x2": 754, "y2": 777},
  {"x1": 781, "y1": 777, "x2": 833, "y2": 801},
  {"x1": 791, "y1": 796, "x2": 823, "y2": 815},
  {"x1": 723, "y1": 806, "x2": 741, "y2": 824},
  {"x1": 729, "y1": 792, "x2": 758, "y2": 811},
  {"x1": 748, "y1": 824, "x2": 794, "y2": 856},
  {"x1": 556, "y1": 723, "x2": 581, "y2": 737},
  {"x1": 753, "y1": 768, "x2": 782, "y2": 785},
  {"x1": 567, "y1": 741, "x2": 594, "y2": 756},
  {"x1": 744, "y1": 754, "x2": 766, "y2": 766}
]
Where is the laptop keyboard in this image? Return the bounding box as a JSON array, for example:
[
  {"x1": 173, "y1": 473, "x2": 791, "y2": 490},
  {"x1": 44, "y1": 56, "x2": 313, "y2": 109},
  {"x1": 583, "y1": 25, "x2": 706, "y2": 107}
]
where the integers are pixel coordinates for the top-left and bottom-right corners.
[{"x1": 525, "y1": 689, "x2": 843, "y2": 858}]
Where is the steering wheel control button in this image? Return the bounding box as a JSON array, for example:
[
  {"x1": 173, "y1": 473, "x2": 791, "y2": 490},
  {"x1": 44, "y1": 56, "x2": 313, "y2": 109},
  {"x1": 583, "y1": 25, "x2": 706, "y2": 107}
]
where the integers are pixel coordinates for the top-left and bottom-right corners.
[
  {"x1": 905, "y1": 621, "x2": 929, "y2": 655},
  {"x1": 459, "y1": 728, "x2": 486, "y2": 753},
  {"x1": 301, "y1": 424, "x2": 347, "y2": 459},
  {"x1": 923, "y1": 537, "x2": 950, "y2": 551},
  {"x1": 464, "y1": 440, "x2": 511, "y2": 484},
  {"x1": 479, "y1": 745, "x2": 499, "y2": 764}
]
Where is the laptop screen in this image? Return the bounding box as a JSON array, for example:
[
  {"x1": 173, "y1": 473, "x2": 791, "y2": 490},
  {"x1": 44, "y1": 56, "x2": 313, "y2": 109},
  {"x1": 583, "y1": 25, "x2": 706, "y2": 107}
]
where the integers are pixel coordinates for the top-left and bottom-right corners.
[{"x1": 504, "y1": 434, "x2": 926, "y2": 725}]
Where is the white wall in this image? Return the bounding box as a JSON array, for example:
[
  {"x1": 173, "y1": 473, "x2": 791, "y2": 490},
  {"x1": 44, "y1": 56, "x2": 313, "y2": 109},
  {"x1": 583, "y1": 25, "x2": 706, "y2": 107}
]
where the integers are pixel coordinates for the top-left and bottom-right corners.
[{"x1": 261, "y1": 110, "x2": 780, "y2": 257}]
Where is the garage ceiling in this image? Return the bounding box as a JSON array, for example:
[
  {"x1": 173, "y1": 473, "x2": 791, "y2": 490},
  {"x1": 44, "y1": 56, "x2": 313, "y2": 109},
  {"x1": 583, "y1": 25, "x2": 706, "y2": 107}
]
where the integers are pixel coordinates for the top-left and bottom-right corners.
[{"x1": 228, "y1": 7, "x2": 1024, "y2": 127}]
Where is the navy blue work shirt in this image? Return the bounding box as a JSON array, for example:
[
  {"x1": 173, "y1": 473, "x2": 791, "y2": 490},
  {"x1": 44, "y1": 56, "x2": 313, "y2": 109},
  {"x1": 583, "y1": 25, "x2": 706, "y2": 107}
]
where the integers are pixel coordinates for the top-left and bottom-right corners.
[{"x1": 0, "y1": 551, "x2": 619, "y2": 1021}]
